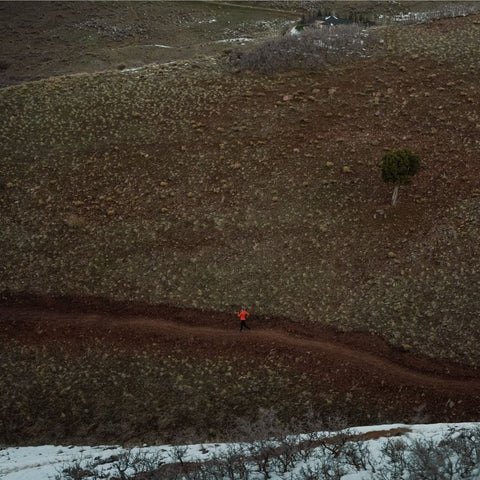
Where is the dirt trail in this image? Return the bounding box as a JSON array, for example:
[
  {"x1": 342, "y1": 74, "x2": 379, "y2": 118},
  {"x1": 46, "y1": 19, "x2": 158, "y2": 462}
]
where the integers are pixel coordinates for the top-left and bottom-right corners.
[
  {"x1": 2, "y1": 300, "x2": 480, "y2": 422},
  {"x1": 84, "y1": 315, "x2": 480, "y2": 392}
]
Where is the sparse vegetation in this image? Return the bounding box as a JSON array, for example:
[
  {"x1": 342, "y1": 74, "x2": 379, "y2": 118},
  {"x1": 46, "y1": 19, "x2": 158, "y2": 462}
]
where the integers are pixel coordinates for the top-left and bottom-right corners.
[
  {"x1": 0, "y1": 342, "x2": 317, "y2": 445},
  {"x1": 0, "y1": 1, "x2": 297, "y2": 88},
  {"x1": 2, "y1": 14, "x2": 479, "y2": 366},
  {"x1": 1, "y1": 1, "x2": 480, "y2": 452}
]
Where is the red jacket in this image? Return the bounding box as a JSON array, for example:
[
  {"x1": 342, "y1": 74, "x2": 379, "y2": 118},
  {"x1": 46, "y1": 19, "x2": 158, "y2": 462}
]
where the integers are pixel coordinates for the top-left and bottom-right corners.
[{"x1": 238, "y1": 310, "x2": 249, "y2": 321}]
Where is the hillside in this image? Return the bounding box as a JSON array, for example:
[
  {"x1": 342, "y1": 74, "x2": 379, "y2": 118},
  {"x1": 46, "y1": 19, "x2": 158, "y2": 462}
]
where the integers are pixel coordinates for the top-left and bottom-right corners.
[
  {"x1": 1, "y1": 2, "x2": 480, "y2": 446},
  {"x1": 2, "y1": 302, "x2": 480, "y2": 446},
  {"x1": 0, "y1": 1, "x2": 296, "y2": 88},
  {"x1": 2, "y1": 13, "x2": 480, "y2": 364}
]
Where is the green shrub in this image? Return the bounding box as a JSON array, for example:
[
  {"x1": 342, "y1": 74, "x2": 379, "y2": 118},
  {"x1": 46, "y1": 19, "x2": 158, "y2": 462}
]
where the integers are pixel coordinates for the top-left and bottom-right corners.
[{"x1": 381, "y1": 148, "x2": 421, "y2": 205}]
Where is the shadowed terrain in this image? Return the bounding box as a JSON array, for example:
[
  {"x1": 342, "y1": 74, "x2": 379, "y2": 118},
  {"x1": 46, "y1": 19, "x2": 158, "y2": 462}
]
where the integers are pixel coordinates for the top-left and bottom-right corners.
[{"x1": 1, "y1": 1, "x2": 479, "y2": 446}]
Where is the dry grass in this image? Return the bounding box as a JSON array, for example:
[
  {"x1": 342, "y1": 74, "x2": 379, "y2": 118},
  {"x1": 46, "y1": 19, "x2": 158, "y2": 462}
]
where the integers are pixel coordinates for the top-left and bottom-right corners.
[
  {"x1": 2, "y1": 341, "x2": 374, "y2": 446},
  {"x1": 0, "y1": 1, "x2": 297, "y2": 87},
  {"x1": 1, "y1": 13, "x2": 480, "y2": 369},
  {"x1": 1, "y1": 7, "x2": 480, "y2": 448}
]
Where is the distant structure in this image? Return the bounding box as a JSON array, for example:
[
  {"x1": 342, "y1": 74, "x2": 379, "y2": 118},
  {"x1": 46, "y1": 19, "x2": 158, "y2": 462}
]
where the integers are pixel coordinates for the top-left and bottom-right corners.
[{"x1": 317, "y1": 15, "x2": 353, "y2": 26}]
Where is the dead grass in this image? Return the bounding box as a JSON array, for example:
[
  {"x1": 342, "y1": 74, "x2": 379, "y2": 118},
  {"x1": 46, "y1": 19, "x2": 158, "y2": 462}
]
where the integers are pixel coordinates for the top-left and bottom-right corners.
[
  {"x1": 2, "y1": 341, "x2": 377, "y2": 446},
  {"x1": 0, "y1": 1, "x2": 297, "y2": 87},
  {"x1": 1, "y1": 14, "x2": 480, "y2": 370},
  {"x1": 385, "y1": 14, "x2": 480, "y2": 72}
]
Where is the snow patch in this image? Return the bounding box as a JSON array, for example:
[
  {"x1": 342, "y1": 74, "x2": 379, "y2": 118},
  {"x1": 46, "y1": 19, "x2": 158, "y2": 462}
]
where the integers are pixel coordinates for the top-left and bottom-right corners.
[
  {"x1": 216, "y1": 37, "x2": 252, "y2": 44},
  {"x1": 2, "y1": 423, "x2": 480, "y2": 480},
  {"x1": 198, "y1": 18, "x2": 217, "y2": 24},
  {"x1": 143, "y1": 44, "x2": 173, "y2": 49}
]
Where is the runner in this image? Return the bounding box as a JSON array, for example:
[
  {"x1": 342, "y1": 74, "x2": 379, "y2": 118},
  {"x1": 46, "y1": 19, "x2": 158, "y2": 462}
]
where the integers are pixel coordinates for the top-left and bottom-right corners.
[{"x1": 237, "y1": 308, "x2": 251, "y2": 331}]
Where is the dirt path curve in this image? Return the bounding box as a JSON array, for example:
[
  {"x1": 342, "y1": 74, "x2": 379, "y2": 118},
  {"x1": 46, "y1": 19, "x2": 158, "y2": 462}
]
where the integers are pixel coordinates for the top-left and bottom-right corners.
[
  {"x1": 93, "y1": 315, "x2": 480, "y2": 393},
  {"x1": 2, "y1": 299, "x2": 480, "y2": 422}
]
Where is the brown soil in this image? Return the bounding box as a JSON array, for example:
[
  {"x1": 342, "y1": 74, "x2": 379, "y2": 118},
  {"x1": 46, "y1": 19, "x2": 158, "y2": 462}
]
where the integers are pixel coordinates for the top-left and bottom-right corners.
[
  {"x1": 0, "y1": 1, "x2": 296, "y2": 88},
  {"x1": 2, "y1": 296, "x2": 479, "y2": 425},
  {"x1": 1, "y1": 3, "x2": 480, "y2": 439}
]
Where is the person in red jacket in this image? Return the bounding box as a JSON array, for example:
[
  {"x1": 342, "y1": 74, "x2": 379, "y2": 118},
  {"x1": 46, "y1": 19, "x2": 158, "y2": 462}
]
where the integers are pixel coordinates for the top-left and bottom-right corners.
[{"x1": 238, "y1": 309, "x2": 251, "y2": 331}]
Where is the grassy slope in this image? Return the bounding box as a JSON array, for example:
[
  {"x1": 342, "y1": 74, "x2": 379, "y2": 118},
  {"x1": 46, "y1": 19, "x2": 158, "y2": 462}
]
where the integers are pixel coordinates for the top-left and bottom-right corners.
[
  {"x1": 1, "y1": 15, "x2": 480, "y2": 366},
  {"x1": 0, "y1": 1, "x2": 296, "y2": 87},
  {"x1": 1, "y1": 343, "x2": 314, "y2": 444}
]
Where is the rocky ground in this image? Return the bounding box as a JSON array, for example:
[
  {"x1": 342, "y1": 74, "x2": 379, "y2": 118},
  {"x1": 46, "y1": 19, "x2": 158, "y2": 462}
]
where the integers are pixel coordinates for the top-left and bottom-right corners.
[
  {"x1": 1, "y1": 2, "x2": 479, "y2": 445},
  {"x1": 0, "y1": 1, "x2": 296, "y2": 87}
]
